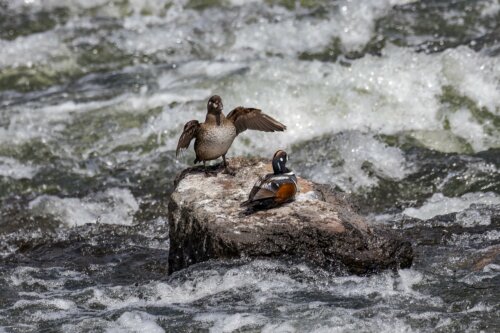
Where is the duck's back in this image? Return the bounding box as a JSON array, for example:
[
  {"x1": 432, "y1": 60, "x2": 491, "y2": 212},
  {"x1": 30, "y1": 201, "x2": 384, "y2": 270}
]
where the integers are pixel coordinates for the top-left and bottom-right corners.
[{"x1": 242, "y1": 173, "x2": 297, "y2": 210}]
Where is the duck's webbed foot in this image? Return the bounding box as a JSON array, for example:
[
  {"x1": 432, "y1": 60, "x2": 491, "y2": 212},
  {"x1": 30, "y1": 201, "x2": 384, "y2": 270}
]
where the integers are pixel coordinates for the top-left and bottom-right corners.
[
  {"x1": 203, "y1": 161, "x2": 218, "y2": 177},
  {"x1": 221, "y1": 155, "x2": 236, "y2": 176},
  {"x1": 222, "y1": 167, "x2": 236, "y2": 176}
]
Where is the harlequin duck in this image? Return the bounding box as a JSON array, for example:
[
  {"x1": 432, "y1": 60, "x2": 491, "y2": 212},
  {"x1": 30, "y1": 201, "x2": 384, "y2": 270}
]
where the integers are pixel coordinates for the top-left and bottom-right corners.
[
  {"x1": 241, "y1": 150, "x2": 298, "y2": 210},
  {"x1": 176, "y1": 95, "x2": 286, "y2": 175}
]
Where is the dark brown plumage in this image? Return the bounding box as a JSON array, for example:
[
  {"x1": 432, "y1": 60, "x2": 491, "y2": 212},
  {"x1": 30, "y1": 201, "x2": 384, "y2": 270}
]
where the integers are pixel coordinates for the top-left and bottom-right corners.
[
  {"x1": 226, "y1": 107, "x2": 287, "y2": 134},
  {"x1": 177, "y1": 120, "x2": 200, "y2": 155}
]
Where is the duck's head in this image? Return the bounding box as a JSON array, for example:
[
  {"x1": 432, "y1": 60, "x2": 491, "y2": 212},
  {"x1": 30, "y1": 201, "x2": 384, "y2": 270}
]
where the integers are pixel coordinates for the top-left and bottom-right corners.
[
  {"x1": 272, "y1": 150, "x2": 290, "y2": 174},
  {"x1": 207, "y1": 95, "x2": 223, "y2": 113}
]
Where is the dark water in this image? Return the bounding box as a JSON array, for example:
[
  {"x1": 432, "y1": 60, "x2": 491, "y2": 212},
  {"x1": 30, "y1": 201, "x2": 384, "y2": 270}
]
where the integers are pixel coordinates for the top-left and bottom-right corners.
[{"x1": 0, "y1": 0, "x2": 499, "y2": 332}]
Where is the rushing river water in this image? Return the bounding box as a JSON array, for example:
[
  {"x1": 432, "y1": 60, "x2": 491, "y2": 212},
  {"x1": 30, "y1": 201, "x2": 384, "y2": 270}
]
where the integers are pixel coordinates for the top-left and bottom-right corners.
[{"x1": 0, "y1": 0, "x2": 499, "y2": 332}]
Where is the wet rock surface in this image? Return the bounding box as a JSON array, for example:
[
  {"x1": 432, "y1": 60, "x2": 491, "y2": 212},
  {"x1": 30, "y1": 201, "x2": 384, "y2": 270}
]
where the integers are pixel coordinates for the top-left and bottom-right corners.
[{"x1": 168, "y1": 157, "x2": 413, "y2": 275}]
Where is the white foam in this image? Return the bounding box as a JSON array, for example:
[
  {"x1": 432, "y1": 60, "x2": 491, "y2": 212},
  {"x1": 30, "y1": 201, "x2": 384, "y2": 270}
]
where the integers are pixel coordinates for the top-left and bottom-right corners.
[
  {"x1": 194, "y1": 313, "x2": 264, "y2": 333},
  {"x1": 229, "y1": 0, "x2": 263, "y2": 5},
  {"x1": 480, "y1": 0, "x2": 500, "y2": 17},
  {"x1": 293, "y1": 132, "x2": 410, "y2": 191},
  {"x1": 106, "y1": 311, "x2": 164, "y2": 333},
  {"x1": 403, "y1": 192, "x2": 500, "y2": 221},
  {"x1": 0, "y1": 88, "x2": 209, "y2": 160},
  {"x1": 0, "y1": 31, "x2": 71, "y2": 69},
  {"x1": 446, "y1": 230, "x2": 500, "y2": 248},
  {"x1": 2, "y1": 45, "x2": 499, "y2": 171},
  {"x1": 483, "y1": 263, "x2": 500, "y2": 273},
  {"x1": 230, "y1": 0, "x2": 416, "y2": 57},
  {"x1": 446, "y1": 109, "x2": 489, "y2": 152},
  {"x1": 261, "y1": 322, "x2": 296, "y2": 333},
  {"x1": 68, "y1": 0, "x2": 417, "y2": 64},
  {"x1": 3, "y1": 261, "x2": 446, "y2": 332},
  {"x1": 13, "y1": 298, "x2": 76, "y2": 311},
  {"x1": 336, "y1": 0, "x2": 415, "y2": 51},
  {"x1": 464, "y1": 302, "x2": 494, "y2": 313},
  {"x1": 209, "y1": 46, "x2": 500, "y2": 155},
  {"x1": 5, "y1": 0, "x2": 172, "y2": 18},
  {"x1": 310, "y1": 318, "x2": 417, "y2": 333},
  {"x1": 455, "y1": 208, "x2": 496, "y2": 228},
  {"x1": 85, "y1": 260, "x2": 438, "y2": 328},
  {"x1": 0, "y1": 157, "x2": 38, "y2": 179},
  {"x1": 9, "y1": 266, "x2": 80, "y2": 290},
  {"x1": 86, "y1": 261, "x2": 301, "y2": 312},
  {"x1": 327, "y1": 269, "x2": 430, "y2": 300},
  {"x1": 29, "y1": 188, "x2": 139, "y2": 226},
  {"x1": 1, "y1": 2, "x2": 498, "y2": 331},
  {"x1": 334, "y1": 132, "x2": 409, "y2": 189},
  {"x1": 231, "y1": 17, "x2": 336, "y2": 58},
  {"x1": 0, "y1": 99, "x2": 104, "y2": 145},
  {"x1": 442, "y1": 46, "x2": 500, "y2": 113}
]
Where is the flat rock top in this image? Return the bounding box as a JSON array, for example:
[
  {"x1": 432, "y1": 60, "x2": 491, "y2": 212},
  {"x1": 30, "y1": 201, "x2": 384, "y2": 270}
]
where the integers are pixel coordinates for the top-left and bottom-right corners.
[{"x1": 173, "y1": 157, "x2": 368, "y2": 235}]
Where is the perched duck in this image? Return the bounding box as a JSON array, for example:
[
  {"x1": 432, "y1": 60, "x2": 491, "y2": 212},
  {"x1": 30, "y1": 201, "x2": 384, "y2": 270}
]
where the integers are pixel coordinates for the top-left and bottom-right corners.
[
  {"x1": 176, "y1": 95, "x2": 286, "y2": 175},
  {"x1": 241, "y1": 150, "x2": 298, "y2": 210}
]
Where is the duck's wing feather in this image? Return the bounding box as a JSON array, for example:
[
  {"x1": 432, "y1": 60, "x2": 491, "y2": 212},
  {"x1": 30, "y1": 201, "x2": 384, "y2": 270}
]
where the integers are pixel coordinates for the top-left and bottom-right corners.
[
  {"x1": 176, "y1": 120, "x2": 200, "y2": 157},
  {"x1": 242, "y1": 175, "x2": 297, "y2": 206},
  {"x1": 226, "y1": 107, "x2": 286, "y2": 135}
]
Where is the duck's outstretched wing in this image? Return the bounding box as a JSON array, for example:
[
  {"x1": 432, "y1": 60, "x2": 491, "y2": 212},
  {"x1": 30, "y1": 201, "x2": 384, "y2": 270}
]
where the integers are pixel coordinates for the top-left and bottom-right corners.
[
  {"x1": 227, "y1": 107, "x2": 286, "y2": 135},
  {"x1": 176, "y1": 120, "x2": 200, "y2": 157}
]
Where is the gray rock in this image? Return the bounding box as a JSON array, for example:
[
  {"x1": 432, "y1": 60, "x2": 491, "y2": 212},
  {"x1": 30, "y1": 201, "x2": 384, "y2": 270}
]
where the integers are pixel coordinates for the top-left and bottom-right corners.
[{"x1": 168, "y1": 157, "x2": 413, "y2": 275}]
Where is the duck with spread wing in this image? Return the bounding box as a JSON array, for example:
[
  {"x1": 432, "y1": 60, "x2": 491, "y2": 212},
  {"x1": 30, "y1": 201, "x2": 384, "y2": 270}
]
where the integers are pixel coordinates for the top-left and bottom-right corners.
[{"x1": 176, "y1": 95, "x2": 286, "y2": 175}]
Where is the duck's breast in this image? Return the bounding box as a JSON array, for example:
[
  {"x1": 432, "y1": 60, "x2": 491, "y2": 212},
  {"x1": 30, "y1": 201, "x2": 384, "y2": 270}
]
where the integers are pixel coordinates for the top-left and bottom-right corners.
[{"x1": 196, "y1": 123, "x2": 237, "y2": 160}]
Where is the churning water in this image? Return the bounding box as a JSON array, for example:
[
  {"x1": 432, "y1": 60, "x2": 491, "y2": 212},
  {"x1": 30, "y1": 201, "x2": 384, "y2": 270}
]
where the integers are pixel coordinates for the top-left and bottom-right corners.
[{"x1": 0, "y1": 0, "x2": 499, "y2": 332}]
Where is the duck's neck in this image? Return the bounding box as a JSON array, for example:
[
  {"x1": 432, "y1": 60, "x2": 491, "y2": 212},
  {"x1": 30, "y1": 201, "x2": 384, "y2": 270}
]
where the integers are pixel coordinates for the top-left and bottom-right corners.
[
  {"x1": 272, "y1": 161, "x2": 290, "y2": 174},
  {"x1": 206, "y1": 110, "x2": 225, "y2": 126}
]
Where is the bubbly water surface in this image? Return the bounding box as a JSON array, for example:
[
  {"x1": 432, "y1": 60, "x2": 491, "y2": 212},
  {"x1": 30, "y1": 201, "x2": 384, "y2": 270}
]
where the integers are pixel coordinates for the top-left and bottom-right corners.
[{"x1": 0, "y1": 0, "x2": 499, "y2": 332}]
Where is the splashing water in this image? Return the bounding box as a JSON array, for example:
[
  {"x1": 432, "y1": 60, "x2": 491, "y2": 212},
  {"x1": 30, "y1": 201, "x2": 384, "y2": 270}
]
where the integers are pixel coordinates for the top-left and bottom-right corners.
[{"x1": 0, "y1": 0, "x2": 499, "y2": 332}]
